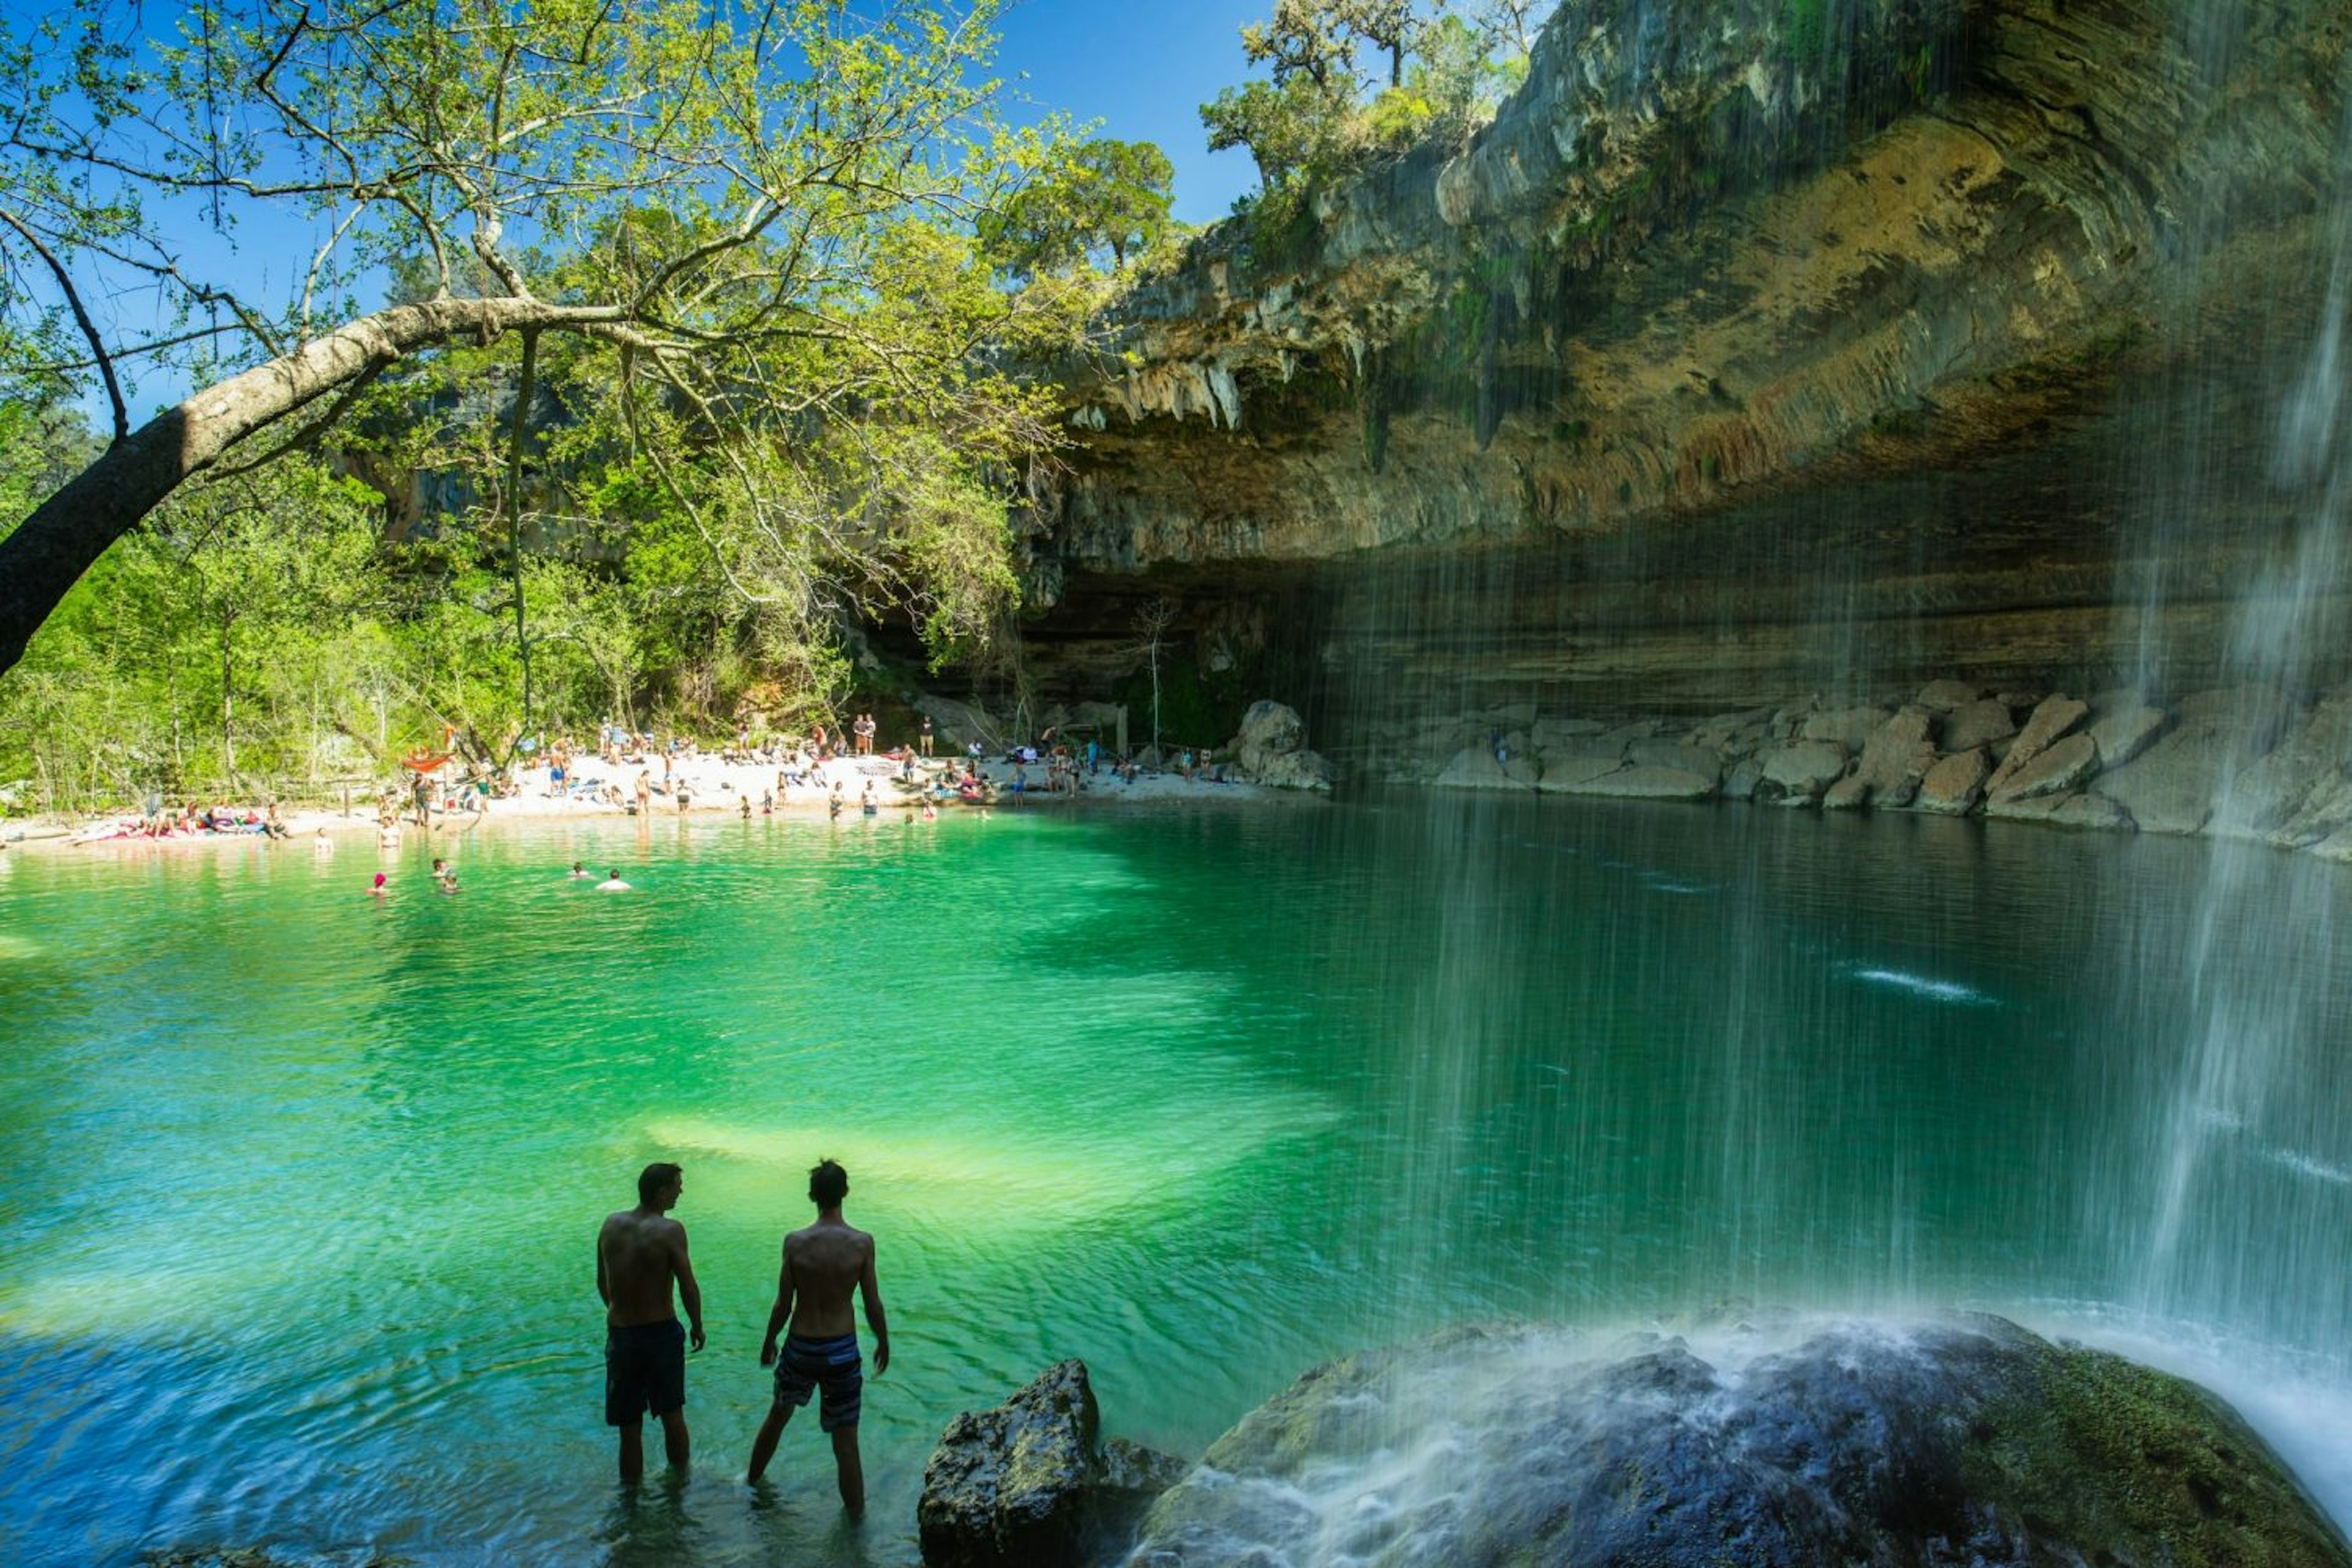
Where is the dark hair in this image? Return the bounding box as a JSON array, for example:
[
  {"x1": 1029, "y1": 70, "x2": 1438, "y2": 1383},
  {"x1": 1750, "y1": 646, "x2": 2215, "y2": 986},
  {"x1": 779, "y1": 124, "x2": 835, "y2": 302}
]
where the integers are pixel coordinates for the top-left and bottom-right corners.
[
  {"x1": 639, "y1": 1162, "x2": 682, "y2": 1204},
  {"x1": 809, "y1": 1158, "x2": 848, "y2": 1207}
]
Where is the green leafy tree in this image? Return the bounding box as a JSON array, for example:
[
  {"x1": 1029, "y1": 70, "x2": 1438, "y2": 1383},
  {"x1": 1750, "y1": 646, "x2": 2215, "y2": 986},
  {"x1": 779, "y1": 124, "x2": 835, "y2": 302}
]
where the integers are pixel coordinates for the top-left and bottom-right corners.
[
  {"x1": 1203, "y1": 77, "x2": 1355, "y2": 190},
  {"x1": 1366, "y1": 13, "x2": 1520, "y2": 148},
  {"x1": 982, "y1": 138, "x2": 1175, "y2": 274},
  {"x1": 1205, "y1": 2, "x2": 1548, "y2": 189},
  {"x1": 1462, "y1": 0, "x2": 1552, "y2": 61},
  {"x1": 0, "y1": 0, "x2": 1089, "y2": 683}
]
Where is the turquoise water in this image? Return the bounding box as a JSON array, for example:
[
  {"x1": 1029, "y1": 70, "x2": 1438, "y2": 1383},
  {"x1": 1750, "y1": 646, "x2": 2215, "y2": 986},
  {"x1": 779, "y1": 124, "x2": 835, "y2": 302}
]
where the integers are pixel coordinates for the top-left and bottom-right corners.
[{"x1": 1, "y1": 797, "x2": 2349, "y2": 1564}]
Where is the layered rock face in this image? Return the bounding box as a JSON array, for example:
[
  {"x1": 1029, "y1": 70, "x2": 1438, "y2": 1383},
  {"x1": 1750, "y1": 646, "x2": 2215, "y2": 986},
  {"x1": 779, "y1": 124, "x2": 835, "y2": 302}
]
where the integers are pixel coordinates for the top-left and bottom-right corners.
[
  {"x1": 1014, "y1": 0, "x2": 2352, "y2": 797},
  {"x1": 1126, "y1": 1314, "x2": 2351, "y2": 1566}
]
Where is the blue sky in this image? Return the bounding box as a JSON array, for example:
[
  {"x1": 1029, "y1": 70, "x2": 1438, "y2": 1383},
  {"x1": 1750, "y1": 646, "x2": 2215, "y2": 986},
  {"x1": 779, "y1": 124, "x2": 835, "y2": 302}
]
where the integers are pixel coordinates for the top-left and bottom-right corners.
[
  {"x1": 10, "y1": 0, "x2": 1280, "y2": 419},
  {"x1": 992, "y1": 0, "x2": 1270, "y2": 225}
]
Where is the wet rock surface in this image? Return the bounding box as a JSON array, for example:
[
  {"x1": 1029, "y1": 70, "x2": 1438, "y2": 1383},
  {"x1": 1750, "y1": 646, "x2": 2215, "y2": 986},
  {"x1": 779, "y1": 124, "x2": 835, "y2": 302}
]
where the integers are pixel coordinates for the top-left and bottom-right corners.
[
  {"x1": 1127, "y1": 1316, "x2": 2351, "y2": 1568},
  {"x1": 919, "y1": 1360, "x2": 1185, "y2": 1567}
]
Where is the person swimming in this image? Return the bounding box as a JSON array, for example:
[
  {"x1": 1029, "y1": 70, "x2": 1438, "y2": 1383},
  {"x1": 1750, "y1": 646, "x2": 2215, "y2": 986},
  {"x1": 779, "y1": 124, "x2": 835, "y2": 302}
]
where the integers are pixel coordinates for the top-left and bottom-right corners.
[
  {"x1": 570, "y1": 861, "x2": 590, "y2": 878},
  {"x1": 597, "y1": 870, "x2": 632, "y2": 892},
  {"x1": 369, "y1": 872, "x2": 388, "y2": 897}
]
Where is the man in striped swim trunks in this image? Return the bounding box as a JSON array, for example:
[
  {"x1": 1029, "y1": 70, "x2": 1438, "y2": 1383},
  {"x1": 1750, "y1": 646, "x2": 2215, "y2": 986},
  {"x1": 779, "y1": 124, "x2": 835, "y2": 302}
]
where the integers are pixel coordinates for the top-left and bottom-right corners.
[{"x1": 746, "y1": 1158, "x2": 891, "y2": 1513}]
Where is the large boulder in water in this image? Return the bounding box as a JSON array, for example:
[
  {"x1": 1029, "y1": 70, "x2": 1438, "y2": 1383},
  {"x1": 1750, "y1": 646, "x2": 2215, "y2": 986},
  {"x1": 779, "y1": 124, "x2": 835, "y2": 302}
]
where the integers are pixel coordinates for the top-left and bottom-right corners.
[
  {"x1": 920, "y1": 1360, "x2": 1186, "y2": 1567},
  {"x1": 1125, "y1": 1316, "x2": 2350, "y2": 1567}
]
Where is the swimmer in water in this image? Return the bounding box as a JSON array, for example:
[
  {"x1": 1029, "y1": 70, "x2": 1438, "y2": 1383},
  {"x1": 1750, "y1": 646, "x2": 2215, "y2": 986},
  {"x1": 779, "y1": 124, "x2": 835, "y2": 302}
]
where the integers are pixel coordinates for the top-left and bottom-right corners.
[
  {"x1": 369, "y1": 872, "x2": 388, "y2": 897},
  {"x1": 570, "y1": 861, "x2": 590, "y2": 879},
  {"x1": 597, "y1": 870, "x2": 632, "y2": 892}
]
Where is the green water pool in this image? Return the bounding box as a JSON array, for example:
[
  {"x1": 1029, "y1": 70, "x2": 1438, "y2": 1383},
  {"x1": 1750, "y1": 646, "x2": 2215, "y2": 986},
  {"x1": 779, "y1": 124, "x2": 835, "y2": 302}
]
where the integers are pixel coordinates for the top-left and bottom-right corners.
[{"x1": 2, "y1": 796, "x2": 2348, "y2": 1564}]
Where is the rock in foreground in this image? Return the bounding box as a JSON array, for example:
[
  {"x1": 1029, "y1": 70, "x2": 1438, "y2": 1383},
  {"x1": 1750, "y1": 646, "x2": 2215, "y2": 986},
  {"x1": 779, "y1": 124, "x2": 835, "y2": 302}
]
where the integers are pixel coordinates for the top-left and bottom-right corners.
[
  {"x1": 1127, "y1": 1315, "x2": 2350, "y2": 1567},
  {"x1": 920, "y1": 1359, "x2": 1186, "y2": 1567}
]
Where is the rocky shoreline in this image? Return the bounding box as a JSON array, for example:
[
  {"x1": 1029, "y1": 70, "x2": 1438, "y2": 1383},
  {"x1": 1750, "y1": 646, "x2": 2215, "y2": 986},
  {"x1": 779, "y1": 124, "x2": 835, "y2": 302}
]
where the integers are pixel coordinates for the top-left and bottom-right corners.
[
  {"x1": 917, "y1": 1315, "x2": 2351, "y2": 1567},
  {"x1": 1353, "y1": 680, "x2": 2352, "y2": 862}
]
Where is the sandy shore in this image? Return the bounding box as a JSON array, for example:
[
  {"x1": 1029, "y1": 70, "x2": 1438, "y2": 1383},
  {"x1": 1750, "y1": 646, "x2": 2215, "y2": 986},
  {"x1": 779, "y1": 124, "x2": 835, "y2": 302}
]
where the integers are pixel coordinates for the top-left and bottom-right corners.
[{"x1": 3, "y1": 750, "x2": 1303, "y2": 854}]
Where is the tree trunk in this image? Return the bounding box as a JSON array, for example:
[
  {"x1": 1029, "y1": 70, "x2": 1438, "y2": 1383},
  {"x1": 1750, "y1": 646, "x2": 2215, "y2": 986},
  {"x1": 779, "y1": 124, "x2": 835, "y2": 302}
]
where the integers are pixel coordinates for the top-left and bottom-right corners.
[
  {"x1": 0, "y1": 294, "x2": 626, "y2": 677},
  {"x1": 508, "y1": 330, "x2": 540, "y2": 746},
  {"x1": 220, "y1": 606, "x2": 236, "y2": 783}
]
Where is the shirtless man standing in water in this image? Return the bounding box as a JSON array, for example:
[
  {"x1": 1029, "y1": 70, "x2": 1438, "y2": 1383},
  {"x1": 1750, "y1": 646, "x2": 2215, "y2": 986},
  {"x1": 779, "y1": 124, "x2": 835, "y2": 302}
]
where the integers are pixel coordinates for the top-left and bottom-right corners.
[
  {"x1": 597, "y1": 1162, "x2": 706, "y2": 1483},
  {"x1": 746, "y1": 1158, "x2": 891, "y2": 1512}
]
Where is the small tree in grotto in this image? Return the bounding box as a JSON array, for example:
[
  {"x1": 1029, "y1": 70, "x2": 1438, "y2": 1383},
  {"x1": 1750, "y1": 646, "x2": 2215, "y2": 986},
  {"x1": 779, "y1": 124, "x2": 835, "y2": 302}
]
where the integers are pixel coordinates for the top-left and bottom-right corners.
[
  {"x1": 0, "y1": 0, "x2": 1096, "y2": 686},
  {"x1": 1133, "y1": 595, "x2": 1179, "y2": 761}
]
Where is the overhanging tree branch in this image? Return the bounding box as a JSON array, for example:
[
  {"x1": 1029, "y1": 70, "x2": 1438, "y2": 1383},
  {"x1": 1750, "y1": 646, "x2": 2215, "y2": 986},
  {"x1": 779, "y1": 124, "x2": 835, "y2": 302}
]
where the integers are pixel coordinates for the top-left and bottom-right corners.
[{"x1": 0, "y1": 209, "x2": 127, "y2": 444}]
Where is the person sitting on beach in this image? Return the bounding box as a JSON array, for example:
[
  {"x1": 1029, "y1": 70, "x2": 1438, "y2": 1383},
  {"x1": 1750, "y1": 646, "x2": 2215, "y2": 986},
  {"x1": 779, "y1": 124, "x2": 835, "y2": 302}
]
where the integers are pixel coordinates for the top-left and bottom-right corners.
[{"x1": 597, "y1": 870, "x2": 631, "y2": 892}]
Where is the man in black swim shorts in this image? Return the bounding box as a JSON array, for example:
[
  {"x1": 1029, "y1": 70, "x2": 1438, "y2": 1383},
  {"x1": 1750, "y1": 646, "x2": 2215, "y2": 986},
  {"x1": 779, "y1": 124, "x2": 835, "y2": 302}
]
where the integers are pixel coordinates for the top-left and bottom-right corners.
[
  {"x1": 747, "y1": 1158, "x2": 891, "y2": 1513},
  {"x1": 597, "y1": 1161, "x2": 705, "y2": 1483}
]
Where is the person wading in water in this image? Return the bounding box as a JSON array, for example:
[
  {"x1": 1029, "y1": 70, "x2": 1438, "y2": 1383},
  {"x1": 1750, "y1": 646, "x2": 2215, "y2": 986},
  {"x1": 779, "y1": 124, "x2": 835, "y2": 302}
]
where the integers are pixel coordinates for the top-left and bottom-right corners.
[
  {"x1": 597, "y1": 1161, "x2": 706, "y2": 1483},
  {"x1": 745, "y1": 1158, "x2": 891, "y2": 1513}
]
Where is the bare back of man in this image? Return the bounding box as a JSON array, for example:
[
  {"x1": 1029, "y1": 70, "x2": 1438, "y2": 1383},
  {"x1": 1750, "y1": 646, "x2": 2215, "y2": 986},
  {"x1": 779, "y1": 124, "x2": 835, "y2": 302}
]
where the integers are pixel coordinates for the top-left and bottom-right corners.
[
  {"x1": 596, "y1": 1163, "x2": 704, "y2": 1485},
  {"x1": 599, "y1": 1211, "x2": 688, "y2": 1327},
  {"x1": 747, "y1": 1159, "x2": 889, "y2": 1512}
]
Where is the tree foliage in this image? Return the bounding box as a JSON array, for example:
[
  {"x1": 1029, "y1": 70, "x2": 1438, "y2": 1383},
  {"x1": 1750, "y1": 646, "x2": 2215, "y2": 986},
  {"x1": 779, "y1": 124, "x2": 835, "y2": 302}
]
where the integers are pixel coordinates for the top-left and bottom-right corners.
[
  {"x1": 1203, "y1": 0, "x2": 1548, "y2": 193},
  {"x1": 0, "y1": 0, "x2": 1105, "y2": 689},
  {"x1": 981, "y1": 138, "x2": 1175, "y2": 274}
]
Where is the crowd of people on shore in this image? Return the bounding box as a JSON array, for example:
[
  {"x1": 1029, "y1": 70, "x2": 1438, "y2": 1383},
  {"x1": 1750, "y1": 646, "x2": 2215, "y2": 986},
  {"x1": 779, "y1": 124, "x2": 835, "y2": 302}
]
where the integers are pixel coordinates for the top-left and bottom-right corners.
[
  {"x1": 68, "y1": 799, "x2": 295, "y2": 844},
  {"x1": 42, "y1": 709, "x2": 1245, "y2": 854}
]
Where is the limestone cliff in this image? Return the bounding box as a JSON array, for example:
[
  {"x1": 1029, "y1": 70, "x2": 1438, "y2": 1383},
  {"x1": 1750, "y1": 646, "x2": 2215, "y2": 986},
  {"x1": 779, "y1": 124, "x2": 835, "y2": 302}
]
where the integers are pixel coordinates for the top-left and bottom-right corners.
[{"x1": 1012, "y1": 0, "x2": 2352, "y2": 755}]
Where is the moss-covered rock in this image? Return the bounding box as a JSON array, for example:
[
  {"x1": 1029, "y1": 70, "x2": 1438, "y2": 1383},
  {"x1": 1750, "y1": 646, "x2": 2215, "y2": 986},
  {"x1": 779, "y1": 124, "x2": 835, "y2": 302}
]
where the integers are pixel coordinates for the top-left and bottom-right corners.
[{"x1": 1128, "y1": 1314, "x2": 2348, "y2": 1566}]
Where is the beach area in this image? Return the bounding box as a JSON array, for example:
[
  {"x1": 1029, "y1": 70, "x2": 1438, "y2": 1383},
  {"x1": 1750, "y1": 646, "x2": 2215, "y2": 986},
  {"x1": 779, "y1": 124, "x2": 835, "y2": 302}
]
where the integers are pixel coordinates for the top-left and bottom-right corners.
[{"x1": 2, "y1": 745, "x2": 1300, "y2": 856}]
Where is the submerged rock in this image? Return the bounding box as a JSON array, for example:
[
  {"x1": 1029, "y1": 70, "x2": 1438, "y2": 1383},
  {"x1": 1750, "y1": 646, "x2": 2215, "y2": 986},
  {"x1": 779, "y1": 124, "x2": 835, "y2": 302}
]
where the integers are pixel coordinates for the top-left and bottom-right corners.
[
  {"x1": 145, "y1": 1555, "x2": 409, "y2": 1568},
  {"x1": 1126, "y1": 1316, "x2": 2350, "y2": 1568},
  {"x1": 920, "y1": 1360, "x2": 1186, "y2": 1567},
  {"x1": 1557, "y1": 763, "x2": 1716, "y2": 800}
]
